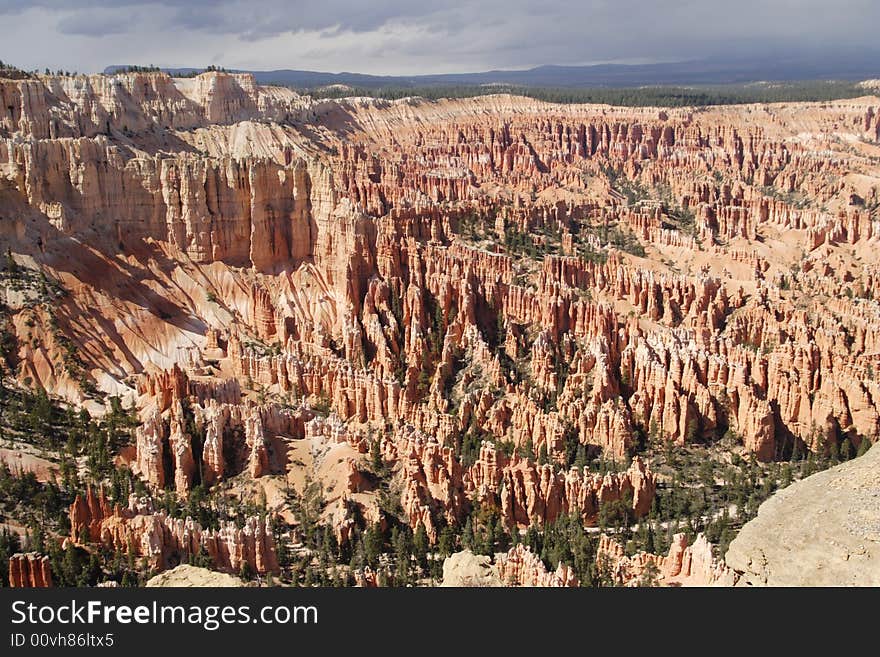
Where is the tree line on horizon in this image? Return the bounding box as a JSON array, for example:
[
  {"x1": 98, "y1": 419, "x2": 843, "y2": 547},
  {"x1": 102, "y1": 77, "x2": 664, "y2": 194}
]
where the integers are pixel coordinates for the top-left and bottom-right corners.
[
  {"x1": 298, "y1": 80, "x2": 870, "y2": 107},
  {"x1": 1, "y1": 58, "x2": 873, "y2": 108}
]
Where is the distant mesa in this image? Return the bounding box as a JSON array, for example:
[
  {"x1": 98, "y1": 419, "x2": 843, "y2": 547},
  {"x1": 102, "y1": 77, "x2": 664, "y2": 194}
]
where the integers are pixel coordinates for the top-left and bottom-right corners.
[{"x1": 104, "y1": 50, "x2": 880, "y2": 89}]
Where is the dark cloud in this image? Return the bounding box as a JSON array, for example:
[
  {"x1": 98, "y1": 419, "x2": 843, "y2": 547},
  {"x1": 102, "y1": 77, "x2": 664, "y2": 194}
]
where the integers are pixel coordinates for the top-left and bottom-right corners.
[
  {"x1": 1, "y1": 1, "x2": 878, "y2": 74},
  {"x1": 1, "y1": 1, "x2": 462, "y2": 36},
  {"x1": 56, "y1": 9, "x2": 136, "y2": 36}
]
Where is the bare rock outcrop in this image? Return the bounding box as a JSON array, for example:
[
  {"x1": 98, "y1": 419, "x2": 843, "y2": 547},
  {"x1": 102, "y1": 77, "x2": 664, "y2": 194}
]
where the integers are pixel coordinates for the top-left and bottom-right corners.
[
  {"x1": 440, "y1": 550, "x2": 502, "y2": 587},
  {"x1": 495, "y1": 544, "x2": 579, "y2": 586},
  {"x1": 69, "y1": 487, "x2": 280, "y2": 576},
  {"x1": 383, "y1": 429, "x2": 656, "y2": 536},
  {"x1": 441, "y1": 545, "x2": 577, "y2": 587},
  {"x1": 8, "y1": 553, "x2": 53, "y2": 587},
  {"x1": 3, "y1": 69, "x2": 880, "y2": 563},
  {"x1": 145, "y1": 564, "x2": 246, "y2": 587},
  {"x1": 725, "y1": 443, "x2": 880, "y2": 586},
  {"x1": 597, "y1": 533, "x2": 738, "y2": 586}
]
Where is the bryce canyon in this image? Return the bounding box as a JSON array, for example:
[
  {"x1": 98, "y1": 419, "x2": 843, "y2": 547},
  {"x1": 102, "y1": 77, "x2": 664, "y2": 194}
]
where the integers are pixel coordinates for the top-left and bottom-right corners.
[{"x1": 2, "y1": 68, "x2": 879, "y2": 587}]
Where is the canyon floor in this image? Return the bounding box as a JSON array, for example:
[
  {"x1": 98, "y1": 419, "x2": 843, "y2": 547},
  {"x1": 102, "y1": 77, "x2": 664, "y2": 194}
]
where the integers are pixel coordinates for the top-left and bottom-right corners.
[{"x1": 1, "y1": 70, "x2": 879, "y2": 587}]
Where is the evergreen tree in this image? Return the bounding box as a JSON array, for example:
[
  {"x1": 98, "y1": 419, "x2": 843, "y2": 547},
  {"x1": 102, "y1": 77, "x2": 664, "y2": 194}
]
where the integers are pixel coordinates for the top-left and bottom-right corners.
[
  {"x1": 437, "y1": 525, "x2": 457, "y2": 557},
  {"x1": 636, "y1": 561, "x2": 660, "y2": 587},
  {"x1": 0, "y1": 528, "x2": 22, "y2": 586},
  {"x1": 413, "y1": 523, "x2": 429, "y2": 571},
  {"x1": 364, "y1": 522, "x2": 384, "y2": 568}
]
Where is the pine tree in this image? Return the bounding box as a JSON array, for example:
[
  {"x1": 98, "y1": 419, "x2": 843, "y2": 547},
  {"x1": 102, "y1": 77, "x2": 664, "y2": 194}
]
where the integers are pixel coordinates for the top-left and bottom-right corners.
[
  {"x1": 413, "y1": 523, "x2": 429, "y2": 571},
  {"x1": 829, "y1": 440, "x2": 840, "y2": 464},
  {"x1": 364, "y1": 522, "x2": 384, "y2": 568},
  {"x1": 0, "y1": 529, "x2": 22, "y2": 586},
  {"x1": 637, "y1": 561, "x2": 660, "y2": 587},
  {"x1": 393, "y1": 527, "x2": 412, "y2": 586},
  {"x1": 525, "y1": 525, "x2": 540, "y2": 553},
  {"x1": 370, "y1": 439, "x2": 384, "y2": 473},
  {"x1": 645, "y1": 524, "x2": 655, "y2": 553},
  {"x1": 462, "y1": 517, "x2": 474, "y2": 550},
  {"x1": 438, "y1": 525, "x2": 456, "y2": 557}
]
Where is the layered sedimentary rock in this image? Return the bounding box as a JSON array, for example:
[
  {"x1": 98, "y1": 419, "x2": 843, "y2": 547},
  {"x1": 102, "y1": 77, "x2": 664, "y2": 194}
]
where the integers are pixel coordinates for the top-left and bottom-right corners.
[
  {"x1": 69, "y1": 487, "x2": 279, "y2": 575},
  {"x1": 495, "y1": 544, "x2": 579, "y2": 586},
  {"x1": 597, "y1": 533, "x2": 738, "y2": 587},
  {"x1": 467, "y1": 443, "x2": 656, "y2": 529},
  {"x1": 2, "y1": 69, "x2": 880, "y2": 552},
  {"x1": 133, "y1": 365, "x2": 302, "y2": 493},
  {"x1": 440, "y1": 545, "x2": 577, "y2": 587},
  {"x1": 8, "y1": 553, "x2": 53, "y2": 587},
  {"x1": 380, "y1": 428, "x2": 655, "y2": 538},
  {"x1": 0, "y1": 70, "x2": 315, "y2": 139}
]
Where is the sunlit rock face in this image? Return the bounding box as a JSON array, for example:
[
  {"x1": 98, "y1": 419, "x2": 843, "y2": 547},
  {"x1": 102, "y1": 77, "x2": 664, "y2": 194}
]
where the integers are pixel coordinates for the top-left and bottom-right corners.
[{"x1": 2, "y1": 71, "x2": 879, "y2": 553}]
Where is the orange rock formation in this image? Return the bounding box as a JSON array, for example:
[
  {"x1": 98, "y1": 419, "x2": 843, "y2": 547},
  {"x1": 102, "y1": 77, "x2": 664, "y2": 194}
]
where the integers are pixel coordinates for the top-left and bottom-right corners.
[
  {"x1": 8, "y1": 553, "x2": 53, "y2": 587},
  {"x1": 597, "y1": 533, "x2": 738, "y2": 586},
  {"x1": 496, "y1": 544, "x2": 579, "y2": 586},
  {"x1": 69, "y1": 487, "x2": 279, "y2": 575},
  {"x1": 2, "y1": 70, "x2": 879, "y2": 553}
]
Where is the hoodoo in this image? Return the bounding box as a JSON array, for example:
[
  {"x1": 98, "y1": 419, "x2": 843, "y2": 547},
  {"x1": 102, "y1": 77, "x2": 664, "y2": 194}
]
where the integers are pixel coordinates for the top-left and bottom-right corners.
[{"x1": 1, "y1": 65, "x2": 878, "y2": 587}]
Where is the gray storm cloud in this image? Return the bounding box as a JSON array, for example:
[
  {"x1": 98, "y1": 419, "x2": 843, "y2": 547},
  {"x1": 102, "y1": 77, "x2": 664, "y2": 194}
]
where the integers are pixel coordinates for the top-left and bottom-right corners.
[{"x1": 0, "y1": 0, "x2": 877, "y2": 74}]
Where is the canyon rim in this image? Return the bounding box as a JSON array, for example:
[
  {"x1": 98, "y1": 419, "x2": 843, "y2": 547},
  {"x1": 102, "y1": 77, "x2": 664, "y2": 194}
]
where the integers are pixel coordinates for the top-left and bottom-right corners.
[{"x1": 1, "y1": 28, "x2": 879, "y2": 591}]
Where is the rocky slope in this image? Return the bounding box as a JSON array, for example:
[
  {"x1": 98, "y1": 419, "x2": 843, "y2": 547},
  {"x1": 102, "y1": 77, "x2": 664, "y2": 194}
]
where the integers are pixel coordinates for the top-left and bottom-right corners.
[
  {"x1": 7, "y1": 553, "x2": 53, "y2": 587},
  {"x1": 441, "y1": 545, "x2": 577, "y2": 587},
  {"x1": 597, "y1": 532, "x2": 738, "y2": 586},
  {"x1": 2, "y1": 69, "x2": 879, "y2": 585},
  {"x1": 725, "y1": 442, "x2": 880, "y2": 586},
  {"x1": 68, "y1": 487, "x2": 279, "y2": 575},
  {"x1": 145, "y1": 564, "x2": 245, "y2": 587}
]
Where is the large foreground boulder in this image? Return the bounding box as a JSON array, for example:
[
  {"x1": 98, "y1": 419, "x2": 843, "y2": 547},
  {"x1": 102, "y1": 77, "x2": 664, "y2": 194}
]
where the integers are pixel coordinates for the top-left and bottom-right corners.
[
  {"x1": 726, "y1": 443, "x2": 880, "y2": 586},
  {"x1": 441, "y1": 550, "x2": 503, "y2": 587},
  {"x1": 145, "y1": 564, "x2": 246, "y2": 587}
]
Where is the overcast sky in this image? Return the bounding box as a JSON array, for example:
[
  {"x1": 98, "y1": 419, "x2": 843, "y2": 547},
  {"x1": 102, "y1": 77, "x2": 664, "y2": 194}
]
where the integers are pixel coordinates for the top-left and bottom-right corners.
[{"x1": 1, "y1": 1, "x2": 878, "y2": 74}]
